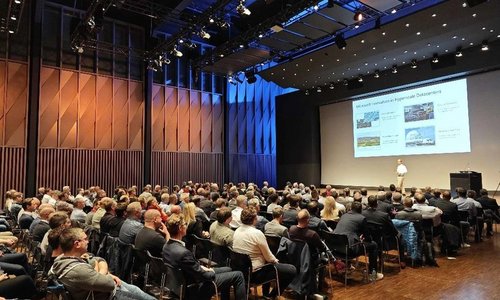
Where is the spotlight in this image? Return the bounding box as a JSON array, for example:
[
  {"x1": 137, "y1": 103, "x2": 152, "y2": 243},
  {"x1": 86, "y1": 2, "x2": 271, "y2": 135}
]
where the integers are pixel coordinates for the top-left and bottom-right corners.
[
  {"x1": 374, "y1": 17, "x2": 381, "y2": 29},
  {"x1": 199, "y1": 28, "x2": 211, "y2": 39},
  {"x1": 358, "y1": 75, "x2": 363, "y2": 82},
  {"x1": 481, "y1": 40, "x2": 489, "y2": 51},
  {"x1": 245, "y1": 70, "x2": 257, "y2": 84},
  {"x1": 237, "y1": 1, "x2": 251, "y2": 16},
  {"x1": 15, "y1": 0, "x2": 22, "y2": 4},
  {"x1": 161, "y1": 55, "x2": 171, "y2": 65},
  {"x1": 343, "y1": 79, "x2": 349, "y2": 86},
  {"x1": 171, "y1": 45, "x2": 183, "y2": 57},
  {"x1": 329, "y1": 83, "x2": 334, "y2": 89},
  {"x1": 87, "y1": 17, "x2": 95, "y2": 29},
  {"x1": 305, "y1": 89, "x2": 310, "y2": 96},
  {"x1": 410, "y1": 59, "x2": 418, "y2": 68},
  {"x1": 327, "y1": 0, "x2": 334, "y2": 8},
  {"x1": 228, "y1": 75, "x2": 237, "y2": 85},
  {"x1": 374, "y1": 70, "x2": 380, "y2": 78},
  {"x1": 313, "y1": 4, "x2": 319, "y2": 11},
  {"x1": 316, "y1": 86, "x2": 322, "y2": 93},
  {"x1": 455, "y1": 47, "x2": 463, "y2": 57},
  {"x1": 391, "y1": 65, "x2": 398, "y2": 73},
  {"x1": 432, "y1": 53, "x2": 439, "y2": 63},
  {"x1": 217, "y1": 20, "x2": 230, "y2": 28},
  {"x1": 335, "y1": 34, "x2": 347, "y2": 49},
  {"x1": 209, "y1": 17, "x2": 215, "y2": 23},
  {"x1": 353, "y1": 11, "x2": 363, "y2": 22}
]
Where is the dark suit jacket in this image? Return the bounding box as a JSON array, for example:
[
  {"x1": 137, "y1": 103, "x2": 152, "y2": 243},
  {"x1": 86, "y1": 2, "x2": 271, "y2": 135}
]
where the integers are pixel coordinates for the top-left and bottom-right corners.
[
  {"x1": 32, "y1": 220, "x2": 51, "y2": 242},
  {"x1": 162, "y1": 239, "x2": 215, "y2": 285},
  {"x1": 477, "y1": 196, "x2": 499, "y2": 211},
  {"x1": 333, "y1": 211, "x2": 369, "y2": 246},
  {"x1": 433, "y1": 199, "x2": 459, "y2": 226},
  {"x1": 362, "y1": 208, "x2": 399, "y2": 237},
  {"x1": 376, "y1": 200, "x2": 393, "y2": 216}
]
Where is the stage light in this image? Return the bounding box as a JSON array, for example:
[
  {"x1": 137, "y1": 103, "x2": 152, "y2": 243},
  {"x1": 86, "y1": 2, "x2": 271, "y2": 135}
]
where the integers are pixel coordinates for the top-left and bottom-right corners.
[
  {"x1": 455, "y1": 47, "x2": 463, "y2": 57},
  {"x1": 172, "y1": 45, "x2": 183, "y2": 57},
  {"x1": 358, "y1": 75, "x2": 363, "y2": 82},
  {"x1": 353, "y1": 11, "x2": 363, "y2": 22},
  {"x1": 237, "y1": 1, "x2": 251, "y2": 16},
  {"x1": 199, "y1": 28, "x2": 211, "y2": 39},
  {"x1": 305, "y1": 89, "x2": 310, "y2": 96},
  {"x1": 343, "y1": 79, "x2": 349, "y2": 86},
  {"x1": 245, "y1": 70, "x2": 257, "y2": 84},
  {"x1": 481, "y1": 40, "x2": 489, "y2": 51},
  {"x1": 391, "y1": 65, "x2": 398, "y2": 73},
  {"x1": 410, "y1": 59, "x2": 418, "y2": 68},
  {"x1": 335, "y1": 34, "x2": 347, "y2": 49},
  {"x1": 329, "y1": 83, "x2": 334, "y2": 89},
  {"x1": 374, "y1": 70, "x2": 380, "y2": 78},
  {"x1": 432, "y1": 53, "x2": 439, "y2": 63},
  {"x1": 316, "y1": 86, "x2": 322, "y2": 93}
]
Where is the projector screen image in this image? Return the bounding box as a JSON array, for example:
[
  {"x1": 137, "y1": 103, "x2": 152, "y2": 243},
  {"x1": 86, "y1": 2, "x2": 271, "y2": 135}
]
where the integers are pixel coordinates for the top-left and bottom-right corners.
[{"x1": 352, "y1": 78, "x2": 470, "y2": 157}]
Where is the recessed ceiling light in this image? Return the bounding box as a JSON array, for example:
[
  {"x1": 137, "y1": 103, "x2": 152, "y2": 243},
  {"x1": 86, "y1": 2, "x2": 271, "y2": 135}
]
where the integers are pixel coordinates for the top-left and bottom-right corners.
[
  {"x1": 271, "y1": 72, "x2": 274, "y2": 75},
  {"x1": 442, "y1": 23, "x2": 447, "y2": 27},
  {"x1": 405, "y1": 23, "x2": 410, "y2": 27},
  {"x1": 482, "y1": 27, "x2": 486, "y2": 30},
  {"x1": 295, "y1": 63, "x2": 299, "y2": 67},
  {"x1": 497, "y1": 34, "x2": 500, "y2": 38},
  {"x1": 416, "y1": 32, "x2": 421, "y2": 35},
  {"x1": 336, "y1": 58, "x2": 340, "y2": 62},
  {"x1": 462, "y1": 37, "x2": 466, "y2": 41},
  {"x1": 321, "y1": 64, "x2": 324, "y2": 67},
  {"x1": 354, "y1": 25, "x2": 360, "y2": 29},
  {"x1": 452, "y1": 35, "x2": 457, "y2": 39},
  {"x1": 490, "y1": 29, "x2": 494, "y2": 33},
  {"x1": 436, "y1": 45, "x2": 440, "y2": 48},
  {"x1": 427, "y1": 43, "x2": 431, "y2": 46},
  {"x1": 472, "y1": 13, "x2": 477, "y2": 17},
  {"x1": 307, "y1": 69, "x2": 310, "y2": 72},
  {"x1": 391, "y1": 9, "x2": 397, "y2": 14},
  {"x1": 364, "y1": 62, "x2": 368, "y2": 66},
  {"x1": 404, "y1": 50, "x2": 408, "y2": 53},
  {"x1": 382, "y1": 32, "x2": 386, "y2": 36},
  {"x1": 393, "y1": 40, "x2": 397, "y2": 43},
  {"x1": 372, "y1": 47, "x2": 376, "y2": 50},
  {"x1": 361, "y1": 39, "x2": 365, "y2": 43},
  {"x1": 294, "y1": 73, "x2": 297, "y2": 76},
  {"x1": 383, "y1": 57, "x2": 387, "y2": 60},
  {"x1": 462, "y1": 2, "x2": 467, "y2": 8},
  {"x1": 469, "y1": 42, "x2": 474, "y2": 46},
  {"x1": 353, "y1": 53, "x2": 357, "y2": 56},
  {"x1": 432, "y1": 13, "x2": 437, "y2": 17},
  {"x1": 282, "y1": 68, "x2": 286, "y2": 71}
]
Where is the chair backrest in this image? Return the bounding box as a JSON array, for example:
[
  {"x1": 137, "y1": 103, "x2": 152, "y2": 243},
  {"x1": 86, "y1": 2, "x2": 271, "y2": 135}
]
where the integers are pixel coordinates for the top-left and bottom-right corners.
[
  {"x1": 259, "y1": 211, "x2": 273, "y2": 221},
  {"x1": 210, "y1": 241, "x2": 230, "y2": 267},
  {"x1": 366, "y1": 223, "x2": 384, "y2": 244},
  {"x1": 229, "y1": 250, "x2": 252, "y2": 282},
  {"x1": 265, "y1": 234, "x2": 281, "y2": 255},
  {"x1": 320, "y1": 231, "x2": 350, "y2": 256},
  {"x1": 164, "y1": 262, "x2": 186, "y2": 300},
  {"x1": 146, "y1": 251, "x2": 167, "y2": 285},
  {"x1": 324, "y1": 220, "x2": 338, "y2": 231},
  {"x1": 190, "y1": 234, "x2": 213, "y2": 260},
  {"x1": 458, "y1": 210, "x2": 469, "y2": 222}
]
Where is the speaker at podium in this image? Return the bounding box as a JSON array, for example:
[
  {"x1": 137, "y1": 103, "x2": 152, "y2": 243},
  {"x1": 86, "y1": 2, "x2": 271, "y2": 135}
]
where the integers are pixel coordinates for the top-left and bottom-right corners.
[{"x1": 450, "y1": 172, "x2": 482, "y2": 198}]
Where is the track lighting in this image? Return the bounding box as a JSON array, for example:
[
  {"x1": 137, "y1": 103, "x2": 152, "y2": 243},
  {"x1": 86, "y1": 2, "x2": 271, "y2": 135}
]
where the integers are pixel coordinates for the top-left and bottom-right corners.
[
  {"x1": 305, "y1": 89, "x2": 310, "y2": 96},
  {"x1": 316, "y1": 86, "x2": 322, "y2": 93},
  {"x1": 410, "y1": 59, "x2": 418, "y2": 68},
  {"x1": 329, "y1": 83, "x2": 334, "y2": 89},
  {"x1": 237, "y1": 1, "x2": 251, "y2": 16},
  {"x1": 374, "y1": 70, "x2": 380, "y2": 78},
  {"x1": 455, "y1": 47, "x2": 463, "y2": 57},
  {"x1": 358, "y1": 75, "x2": 363, "y2": 82},
  {"x1": 391, "y1": 65, "x2": 398, "y2": 74},
  {"x1": 353, "y1": 11, "x2": 363, "y2": 22},
  {"x1": 199, "y1": 28, "x2": 211, "y2": 39},
  {"x1": 171, "y1": 45, "x2": 183, "y2": 57},
  {"x1": 432, "y1": 53, "x2": 439, "y2": 63}
]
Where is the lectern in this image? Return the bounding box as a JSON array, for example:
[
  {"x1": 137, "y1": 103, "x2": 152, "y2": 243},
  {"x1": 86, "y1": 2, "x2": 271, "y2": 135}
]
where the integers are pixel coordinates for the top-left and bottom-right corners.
[{"x1": 450, "y1": 172, "x2": 482, "y2": 198}]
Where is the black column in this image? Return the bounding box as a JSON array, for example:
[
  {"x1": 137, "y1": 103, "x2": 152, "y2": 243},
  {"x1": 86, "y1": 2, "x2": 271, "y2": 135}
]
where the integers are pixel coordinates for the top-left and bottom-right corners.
[
  {"x1": 25, "y1": 0, "x2": 44, "y2": 197},
  {"x1": 143, "y1": 68, "x2": 153, "y2": 186}
]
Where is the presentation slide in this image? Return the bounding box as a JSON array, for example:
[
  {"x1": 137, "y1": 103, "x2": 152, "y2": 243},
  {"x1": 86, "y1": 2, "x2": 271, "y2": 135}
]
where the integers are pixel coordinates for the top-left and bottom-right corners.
[{"x1": 352, "y1": 78, "x2": 470, "y2": 157}]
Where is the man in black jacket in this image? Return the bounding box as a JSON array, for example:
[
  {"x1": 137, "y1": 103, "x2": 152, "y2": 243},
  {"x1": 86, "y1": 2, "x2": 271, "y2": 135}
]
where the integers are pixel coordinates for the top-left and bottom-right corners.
[
  {"x1": 477, "y1": 189, "x2": 500, "y2": 236},
  {"x1": 163, "y1": 214, "x2": 246, "y2": 300}
]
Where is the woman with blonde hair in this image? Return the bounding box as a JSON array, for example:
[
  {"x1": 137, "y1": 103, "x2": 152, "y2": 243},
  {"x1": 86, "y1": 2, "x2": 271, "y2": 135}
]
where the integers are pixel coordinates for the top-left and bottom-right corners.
[
  {"x1": 320, "y1": 196, "x2": 341, "y2": 221},
  {"x1": 182, "y1": 202, "x2": 209, "y2": 238}
]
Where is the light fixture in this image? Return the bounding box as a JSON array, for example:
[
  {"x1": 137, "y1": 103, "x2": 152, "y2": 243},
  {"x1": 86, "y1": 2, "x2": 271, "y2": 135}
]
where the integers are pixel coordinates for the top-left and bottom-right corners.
[
  {"x1": 11, "y1": 16, "x2": 16, "y2": 21},
  {"x1": 353, "y1": 11, "x2": 363, "y2": 22},
  {"x1": 245, "y1": 70, "x2": 257, "y2": 84},
  {"x1": 432, "y1": 53, "x2": 439, "y2": 63},
  {"x1": 391, "y1": 65, "x2": 398, "y2": 73},
  {"x1": 343, "y1": 79, "x2": 349, "y2": 86},
  {"x1": 329, "y1": 83, "x2": 334, "y2": 89},
  {"x1": 358, "y1": 75, "x2": 363, "y2": 82},
  {"x1": 481, "y1": 40, "x2": 489, "y2": 51},
  {"x1": 374, "y1": 70, "x2": 380, "y2": 78},
  {"x1": 410, "y1": 59, "x2": 418, "y2": 68},
  {"x1": 171, "y1": 45, "x2": 183, "y2": 57},
  {"x1": 199, "y1": 28, "x2": 211, "y2": 39},
  {"x1": 313, "y1": 4, "x2": 319, "y2": 11},
  {"x1": 455, "y1": 47, "x2": 463, "y2": 57},
  {"x1": 305, "y1": 89, "x2": 310, "y2": 96},
  {"x1": 316, "y1": 86, "x2": 322, "y2": 93},
  {"x1": 14, "y1": 0, "x2": 22, "y2": 4},
  {"x1": 237, "y1": 0, "x2": 251, "y2": 16},
  {"x1": 335, "y1": 34, "x2": 347, "y2": 49},
  {"x1": 228, "y1": 75, "x2": 236, "y2": 85},
  {"x1": 209, "y1": 17, "x2": 215, "y2": 23}
]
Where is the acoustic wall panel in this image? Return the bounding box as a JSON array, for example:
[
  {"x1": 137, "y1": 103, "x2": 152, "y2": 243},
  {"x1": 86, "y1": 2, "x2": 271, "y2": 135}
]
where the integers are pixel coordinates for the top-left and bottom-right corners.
[
  {"x1": 227, "y1": 84, "x2": 238, "y2": 154},
  {"x1": 95, "y1": 76, "x2": 113, "y2": 149},
  {"x1": 78, "y1": 73, "x2": 96, "y2": 148},
  {"x1": 212, "y1": 94, "x2": 223, "y2": 153},
  {"x1": 39, "y1": 67, "x2": 60, "y2": 148},
  {"x1": 200, "y1": 93, "x2": 212, "y2": 153},
  {"x1": 152, "y1": 85, "x2": 165, "y2": 151},
  {"x1": 177, "y1": 89, "x2": 189, "y2": 152},
  {"x1": 189, "y1": 91, "x2": 201, "y2": 152},
  {"x1": 37, "y1": 148, "x2": 143, "y2": 195},
  {"x1": 59, "y1": 70, "x2": 78, "y2": 148},
  {"x1": 246, "y1": 83, "x2": 255, "y2": 154},
  {"x1": 128, "y1": 81, "x2": 143, "y2": 150},
  {"x1": 4, "y1": 63, "x2": 27, "y2": 147},
  {"x1": 165, "y1": 87, "x2": 178, "y2": 152},
  {"x1": 0, "y1": 61, "x2": 5, "y2": 145},
  {"x1": 237, "y1": 82, "x2": 247, "y2": 153},
  {"x1": 112, "y1": 79, "x2": 128, "y2": 149},
  {"x1": 254, "y1": 80, "x2": 263, "y2": 154},
  {"x1": 0, "y1": 147, "x2": 25, "y2": 201}
]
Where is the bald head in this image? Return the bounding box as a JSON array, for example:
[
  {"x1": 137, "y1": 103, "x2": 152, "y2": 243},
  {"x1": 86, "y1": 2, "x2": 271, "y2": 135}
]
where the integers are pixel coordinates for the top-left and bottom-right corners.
[
  {"x1": 144, "y1": 209, "x2": 161, "y2": 222},
  {"x1": 170, "y1": 205, "x2": 181, "y2": 215},
  {"x1": 297, "y1": 209, "x2": 310, "y2": 226}
]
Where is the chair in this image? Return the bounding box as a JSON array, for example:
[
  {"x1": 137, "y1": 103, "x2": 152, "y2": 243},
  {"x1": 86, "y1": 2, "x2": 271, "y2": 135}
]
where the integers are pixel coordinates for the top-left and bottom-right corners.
[
  {"x1": 366, "y1": 223, "x2": 384, "y2": 272},
  {"x1": 190, "y1": 234, "x2": 218, "y2": 267},
  {"x1": 229, "y1": 249, "x2": 280, "y2": 299},
  {"x1": 258, "y1": 211, "x2": 273, "y2": 222},
  {"x1": 164, "y1": 262, "x2": 218, "y2": 300},
  {"x1": 46, "y1": 278, "x2": 71, "y2": 300},
  {"x1": 210, "y1": 241, "x2": 230, "y2": 267},
  {"x1": 146, "y1": 251, "x2": 168, "y2": 299},
  {"x1": 132, "y1": 246, "x2": 151, "y2": 290},
  {"x1": 85, "y1": 227, "x2": 101, "y2": 255},
  {"x1": 109, "y1": 239, "x2": 135, "y2": 282},
  {"x1": 324, "y1": 220, "x2": 338, "y2": 231},
  {"x1": 320, "y1": 230, "x2": 368, "y2": 287},
  {"x1": 265, "y1": 234, "x2": 281, "y2": 255}
]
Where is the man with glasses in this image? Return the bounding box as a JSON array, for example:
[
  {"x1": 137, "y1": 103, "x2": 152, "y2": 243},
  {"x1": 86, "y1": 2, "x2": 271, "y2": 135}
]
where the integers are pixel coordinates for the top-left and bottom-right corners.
[
  {"x1": 163, "y1": 214, "x2": 246, "y2": 300},
  {"x1": 50, "y1": 227, "x2": 155, "y2": 300}
]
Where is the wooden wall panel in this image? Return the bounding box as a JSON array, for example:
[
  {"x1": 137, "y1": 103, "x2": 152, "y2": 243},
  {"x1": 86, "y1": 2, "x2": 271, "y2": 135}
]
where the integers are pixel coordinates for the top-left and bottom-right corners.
[
  {"x1": 112, "y1": 79, "x2": 128, "y2": 149},
  {"x1": 177, "y1": 89, "x2": 189, "y2": 152},
  {"x1": 189, "y1": 91, "x2": 201, "y2": 152},
  {"x1": 37, "y1": 148, "x2": 143, "y2": 195},
  {"x1": 0, "y1": 61, "x2": 5, "y2": 145},
  {"x1": 78, "y1": 74, "x2": 96, "y2": 148},
  {"x1": 128, "y1": 81, "x2": 143, "y2": 150},
  {"x1": 0, "y1": 147, "x2": 25, "y2": 203},
  {"x1": 95, "y1": 77, "x2": 113, "y2": 149},
  {"x1": 200, "y1": 93, "x2": 212, "y2": 153},
  {"x1": 5, "y1": 63, "x2": 27, "y2": 147},
  {"x1": 152, "y1": 85, "x2": 165, "y2": 151},
  {"x1": 39, "y1": 67, "x2": 60, "y2": 148},
  {"x1": 212, "y1": 94, "x2": 223, "y2": 153},
  {"x1": 59, "y1": 70, "x2": 78, "y2": 148},
  {"x1": 165, "y1": 87, "x2": 178, "y2": 152}
]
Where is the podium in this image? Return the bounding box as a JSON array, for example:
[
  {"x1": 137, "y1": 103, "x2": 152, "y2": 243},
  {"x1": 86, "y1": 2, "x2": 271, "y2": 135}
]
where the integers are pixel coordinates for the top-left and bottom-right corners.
[{"x1": 450, "y1": 172, "x2": 482, "y2": 198}]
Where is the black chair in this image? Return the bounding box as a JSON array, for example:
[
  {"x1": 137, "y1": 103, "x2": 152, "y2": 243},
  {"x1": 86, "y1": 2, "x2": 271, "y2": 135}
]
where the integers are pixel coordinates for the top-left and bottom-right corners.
[
  {"x1": 190, "y1": 234, "x2": 218, "y2": 267},
  {"x1": 210, "y1": 241, "x2": 230, "y2": 267},
  {"x1": 132, "y1": 246, "x2": 151, "y2": 290},
  {"x1": 320, "y1": 230, "x2": 368, "y2": 286},
  {"x1": 164, "y1": 262, "x2": 218, "y2": 300},
  {"x1": 146, "y1": 251, "x2": 168, "y2": 299},
  {"x1": 265, "y1": 234, "x2": 281, "y2": 255},
  {"x1": 258, "y1": 211, "x2": 273, "y2": 222},
  {"x1": 229, "y1": 249, "x2": 280, "y2": 299},
  {"x1": 324, "y1": 220, "x2": 338, "y2": 231}
]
